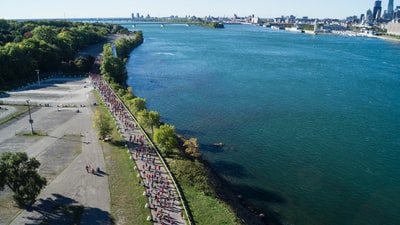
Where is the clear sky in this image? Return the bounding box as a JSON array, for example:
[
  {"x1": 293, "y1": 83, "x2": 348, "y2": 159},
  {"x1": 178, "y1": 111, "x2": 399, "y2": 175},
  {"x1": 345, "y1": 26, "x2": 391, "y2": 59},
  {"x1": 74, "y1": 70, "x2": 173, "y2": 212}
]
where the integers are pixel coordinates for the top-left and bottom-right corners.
[{"x1": 0, "y1": 0, "x2": 394, "y2": 20}]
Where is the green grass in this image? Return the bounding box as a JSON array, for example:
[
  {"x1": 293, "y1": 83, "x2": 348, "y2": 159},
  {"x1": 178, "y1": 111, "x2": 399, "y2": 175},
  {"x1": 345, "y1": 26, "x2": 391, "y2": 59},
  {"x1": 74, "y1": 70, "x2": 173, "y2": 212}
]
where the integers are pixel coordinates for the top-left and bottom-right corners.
[
  {"x1": 167, "y1": 158, "x2": 241, "y2": 225},
  {"x1": 93, "y1": 88, "x2": 243, "y2": 225},
  {"x1": 183, "y1": 185, "x2": 239, "y2": 225},
  {"x1": 18, "y1": 130, "x2": 48, "y2": 136},
  {"x1": 93, "y1": 90, "x2": 151, "y2": 225}
]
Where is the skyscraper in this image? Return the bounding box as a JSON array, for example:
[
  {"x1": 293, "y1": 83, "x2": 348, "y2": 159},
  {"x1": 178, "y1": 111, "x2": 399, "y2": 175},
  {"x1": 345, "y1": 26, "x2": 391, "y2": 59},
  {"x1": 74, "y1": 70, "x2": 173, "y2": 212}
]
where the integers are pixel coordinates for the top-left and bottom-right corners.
[
  {"x1": 388, "y1": 0, "x2": 394, "y2": 20},
  {"x1": 372, "y1": 0, "x2": 382, "y2": 23},
  {"x1": 366, "y1": 9, "x2": 373, "y2": 24}
]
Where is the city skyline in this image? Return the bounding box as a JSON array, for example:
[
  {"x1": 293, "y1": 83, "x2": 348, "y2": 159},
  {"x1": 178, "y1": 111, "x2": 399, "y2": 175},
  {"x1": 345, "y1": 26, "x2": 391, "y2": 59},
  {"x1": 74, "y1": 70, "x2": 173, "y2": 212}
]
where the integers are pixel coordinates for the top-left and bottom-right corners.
[{"x1": 0, "y1": 0, "x2": 396, "y2": 20}]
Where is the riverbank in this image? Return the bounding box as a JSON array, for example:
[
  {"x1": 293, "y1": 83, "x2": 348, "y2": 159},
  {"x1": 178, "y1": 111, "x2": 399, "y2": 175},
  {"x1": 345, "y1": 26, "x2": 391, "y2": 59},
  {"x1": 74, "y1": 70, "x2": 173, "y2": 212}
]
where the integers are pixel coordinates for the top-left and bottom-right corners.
[
  {"x1": 103, "y1": 31, "x2": 273, "y2": 224},
  {"x1": 175, "y1": 135, "x2": 268, "y2": 225}
]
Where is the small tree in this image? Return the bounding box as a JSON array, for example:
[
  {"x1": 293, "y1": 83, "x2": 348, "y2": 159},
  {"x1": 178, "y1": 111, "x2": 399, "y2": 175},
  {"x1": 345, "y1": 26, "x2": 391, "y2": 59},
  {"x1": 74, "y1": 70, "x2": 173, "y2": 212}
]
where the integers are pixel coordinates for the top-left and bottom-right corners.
[
  {"x1": 128, "y1": 97, "x2": 146, "y2": 115},
  {"x1": 183, "y1": 137, "x2": 201, "y2": 158},
  {"x1": 94, "y1": 109, "x2": 113, "y2": 139},
  {"x1": 153, "y1": 124, "x2": 177, "y2": 156},
  {"x1": 0, "y1": 152, "x2": 47, "y2": 208},
  {"x1": 148, "y1": 111, "x2": 161, "y2": 134},
  {"x1": 138, "y1": 110, "x2": 161, "y2": 135},
  {"x1": 137, "y1": 109, "x2": 150, "y2": 126}
]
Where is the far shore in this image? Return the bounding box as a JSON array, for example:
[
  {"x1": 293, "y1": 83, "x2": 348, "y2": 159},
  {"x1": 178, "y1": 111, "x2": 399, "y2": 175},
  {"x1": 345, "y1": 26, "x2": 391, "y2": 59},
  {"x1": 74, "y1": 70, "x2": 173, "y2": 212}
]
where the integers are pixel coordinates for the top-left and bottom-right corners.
[{"x1": 302, "y1": 29, "x2": 400, "y2": 43}]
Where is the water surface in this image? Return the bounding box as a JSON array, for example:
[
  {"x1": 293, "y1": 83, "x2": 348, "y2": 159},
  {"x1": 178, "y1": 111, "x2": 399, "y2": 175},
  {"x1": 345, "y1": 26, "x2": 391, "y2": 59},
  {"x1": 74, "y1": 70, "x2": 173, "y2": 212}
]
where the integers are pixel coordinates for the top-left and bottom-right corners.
[{"x1": 126, "y1": 24, "x2": 400, "y2": 225}]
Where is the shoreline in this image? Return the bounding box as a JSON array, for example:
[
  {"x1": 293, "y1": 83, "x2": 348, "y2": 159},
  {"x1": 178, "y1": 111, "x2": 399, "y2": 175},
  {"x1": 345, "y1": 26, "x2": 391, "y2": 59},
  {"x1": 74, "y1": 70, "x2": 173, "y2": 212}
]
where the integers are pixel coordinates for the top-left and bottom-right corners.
[
  {"x1": 176, "y1": 135, "x2": 273, "y2": 225},
  {"x1": 87, "y1": 32, "x2": 274, "y2": 225},
  {"x1": 302, "y1": 29, "x2": 400, "y2": 42}
]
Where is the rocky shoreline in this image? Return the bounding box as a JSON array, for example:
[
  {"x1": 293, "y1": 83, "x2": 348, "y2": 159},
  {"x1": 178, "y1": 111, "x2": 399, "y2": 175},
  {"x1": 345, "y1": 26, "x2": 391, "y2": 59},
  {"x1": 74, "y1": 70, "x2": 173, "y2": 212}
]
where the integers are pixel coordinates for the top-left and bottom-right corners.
[{"x1": 176, "y1": 135, "x2": 274, "y2": 225}]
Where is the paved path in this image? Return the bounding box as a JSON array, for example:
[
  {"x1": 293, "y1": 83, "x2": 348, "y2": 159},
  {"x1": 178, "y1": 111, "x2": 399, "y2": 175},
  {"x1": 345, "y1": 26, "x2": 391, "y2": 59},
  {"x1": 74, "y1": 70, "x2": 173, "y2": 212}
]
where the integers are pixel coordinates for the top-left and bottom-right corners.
[
  {"x1": 1, "y1": 75, "x2": 190, "y2": 225},
  {"x1": 0, "y1": 78, "x2": 111, "y2": 225},
  {"x1": 92, "y1": 74, "x2": 188, "y2": 225}
]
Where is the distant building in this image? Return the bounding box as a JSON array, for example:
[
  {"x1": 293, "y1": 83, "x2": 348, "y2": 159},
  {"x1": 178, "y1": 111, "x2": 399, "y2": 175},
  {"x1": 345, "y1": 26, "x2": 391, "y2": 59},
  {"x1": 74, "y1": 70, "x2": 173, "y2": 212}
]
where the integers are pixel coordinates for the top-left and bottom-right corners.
[
  {"x1": 387, "y1": 0, "x2": 394, "y2": 20},
  {"x1": 373, "y1": 0, "x2": 382, "y2": 23},
  {"x1": 365, "y1": 9, "x2": 373, "y2": 24},
  {"x1": 387, "y1": 21, "x2": 400, "y2": 35},
  {"x1": 394, "y1": 6, "x2": 400, "y2": 22},
  {"x1": 251, "y1": 17, "x2": 259, "y2": 24}
]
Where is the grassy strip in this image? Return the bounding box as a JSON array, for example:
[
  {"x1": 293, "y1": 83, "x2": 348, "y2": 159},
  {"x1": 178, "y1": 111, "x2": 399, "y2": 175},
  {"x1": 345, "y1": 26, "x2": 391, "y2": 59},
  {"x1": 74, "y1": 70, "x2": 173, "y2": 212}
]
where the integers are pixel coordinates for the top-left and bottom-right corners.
[
  {"x1": 167, "y1": 158, "x2": 241, "y2": 225},
  {"x1": 93, "y1": 90, "x2": 151, "y2": 225},
  {"x1": 183, "y1": 185, "x2": 239, "y2": 225},
  {"x1": 0, "y1": 105, "x2": 30, "y2": 125},
  {"x1": 98, "y1": 83, "x2": 244, "y2": 224}
]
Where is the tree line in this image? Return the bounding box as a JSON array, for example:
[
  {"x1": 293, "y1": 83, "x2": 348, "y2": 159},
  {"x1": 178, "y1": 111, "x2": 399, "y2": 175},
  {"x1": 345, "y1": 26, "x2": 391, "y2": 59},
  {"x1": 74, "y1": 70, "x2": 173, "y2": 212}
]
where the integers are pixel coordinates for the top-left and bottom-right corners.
[
  {"x1": 98, "y1": 32, "x2": 201, "y2": 158},
  {"x1": 97, "y1": 34, "x2": 228, "y2": 223},
  {"x1": 0, "y1": 19, "x2": 130, "y2": 90},
  {"x1": 96, "y1": 29, "x2": 213, "y2": 208},
  {"x1": 0, "y1": 19, "x2": 133, "y2": 209}
]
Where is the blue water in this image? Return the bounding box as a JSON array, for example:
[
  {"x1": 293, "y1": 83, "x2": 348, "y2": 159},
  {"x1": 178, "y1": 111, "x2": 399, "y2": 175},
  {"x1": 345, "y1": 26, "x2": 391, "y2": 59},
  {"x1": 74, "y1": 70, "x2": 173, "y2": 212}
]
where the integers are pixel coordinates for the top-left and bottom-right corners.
[{"x1": 125, "y1": 24, "x2": 400, "y2": 225}]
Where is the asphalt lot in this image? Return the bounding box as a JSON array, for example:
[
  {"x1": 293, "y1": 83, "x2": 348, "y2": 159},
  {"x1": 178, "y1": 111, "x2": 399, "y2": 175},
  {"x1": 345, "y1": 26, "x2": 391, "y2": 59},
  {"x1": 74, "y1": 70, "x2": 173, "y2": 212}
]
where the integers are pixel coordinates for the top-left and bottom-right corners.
[{"x1": 0, "y1": 78, "x2": 111, "y2": 225}]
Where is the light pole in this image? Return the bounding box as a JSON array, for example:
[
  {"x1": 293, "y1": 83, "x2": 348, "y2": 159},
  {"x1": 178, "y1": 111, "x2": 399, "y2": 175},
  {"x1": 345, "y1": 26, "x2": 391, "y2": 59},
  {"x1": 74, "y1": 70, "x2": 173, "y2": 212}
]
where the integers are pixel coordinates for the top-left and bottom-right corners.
[
  {"x1": 26, "y1": 100, "x2": 34, "y2": 134},
  {"x1": 35, "y1": 69, "x2": 40, "y2": 86}
]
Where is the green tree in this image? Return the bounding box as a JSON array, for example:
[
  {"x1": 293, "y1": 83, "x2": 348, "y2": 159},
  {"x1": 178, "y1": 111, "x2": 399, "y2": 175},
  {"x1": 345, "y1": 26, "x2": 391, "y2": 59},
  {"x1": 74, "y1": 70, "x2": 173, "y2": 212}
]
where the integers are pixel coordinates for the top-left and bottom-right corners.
[
  {"x1": 137, "y1": 110, "x2": 160, "y2": 135},
  {"x1": 128, "y1": 97, "x2": 146, "y2": 115},
  {"x1": 74, "y1": 56, "x2": 93, "y2": 72},
  {"x1": 148, "y1": 111, "x2": 161, "y2": 134},
  {"x1": 31, "y1": 25, "x2": 58, "y2": 44},
  {"x1": 121, "y1": 87, "x2": 135, "y2": 102},
  {"x1": 100, "y1": 54, "x2": 127, "y2": 84},
  {"x1": 0, "y1": 152, "x2": 47, "y2": 208},
  {"x1": 183, "y1": 137, "x2": 201, "y2": 158},
  {"x1": 94, "y1": 109, "x2": 113, "y2": 139},
  {"x1": 137, "y1": 109, "x2": 150, "y2": 129},
  {"x1": 153, "y1": 124, "x2": 177, "y2": 156}
]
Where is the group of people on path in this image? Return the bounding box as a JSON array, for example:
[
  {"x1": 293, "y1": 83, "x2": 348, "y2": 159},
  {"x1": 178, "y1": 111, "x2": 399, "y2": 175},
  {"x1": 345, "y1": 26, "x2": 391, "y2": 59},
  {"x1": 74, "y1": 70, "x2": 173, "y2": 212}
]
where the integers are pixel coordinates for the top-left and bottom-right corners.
[
  {"x1": 90, "y1": 73, "x2": 186, "y2": 225},
  {"x1": 85, "y1": 164, "x2": 101, "y2": 174}
]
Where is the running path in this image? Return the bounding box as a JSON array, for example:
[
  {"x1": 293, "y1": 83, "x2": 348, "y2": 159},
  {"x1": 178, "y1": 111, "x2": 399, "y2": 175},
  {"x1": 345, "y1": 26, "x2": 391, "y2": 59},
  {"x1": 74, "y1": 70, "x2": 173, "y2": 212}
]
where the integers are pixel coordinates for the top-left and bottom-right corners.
[{"x1": 91, "y1": 74, "x2": 189, "y2": 225}]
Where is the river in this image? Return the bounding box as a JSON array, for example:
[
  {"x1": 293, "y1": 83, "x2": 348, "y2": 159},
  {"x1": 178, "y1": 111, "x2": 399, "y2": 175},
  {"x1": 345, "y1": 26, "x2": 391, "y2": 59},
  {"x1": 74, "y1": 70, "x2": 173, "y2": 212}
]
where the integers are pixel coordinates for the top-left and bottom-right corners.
[{"x1": 125, "y1": 23, "x2": 400, "y2": 225}]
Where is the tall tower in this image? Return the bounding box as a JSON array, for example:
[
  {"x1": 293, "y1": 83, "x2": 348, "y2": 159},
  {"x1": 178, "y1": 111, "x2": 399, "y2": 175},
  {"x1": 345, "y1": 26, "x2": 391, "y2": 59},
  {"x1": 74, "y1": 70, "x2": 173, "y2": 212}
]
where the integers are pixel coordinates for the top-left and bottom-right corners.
[
  {"x1": 388, "y1": 0, "x2": 394, "y2": 20},
  {"x1": 372, "y1": 0, "x2": 382, "y2": 23},
  {"x1": 366, "y1": 9, "x2": 373, "y2": 24}
]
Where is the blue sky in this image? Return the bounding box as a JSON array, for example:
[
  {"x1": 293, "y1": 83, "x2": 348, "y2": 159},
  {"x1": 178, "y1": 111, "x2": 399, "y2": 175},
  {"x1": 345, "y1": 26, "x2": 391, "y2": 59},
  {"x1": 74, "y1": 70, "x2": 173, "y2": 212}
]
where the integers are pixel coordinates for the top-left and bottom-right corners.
[{"x1": 0, "y1": 0, "x2": 394, "y2": 20}]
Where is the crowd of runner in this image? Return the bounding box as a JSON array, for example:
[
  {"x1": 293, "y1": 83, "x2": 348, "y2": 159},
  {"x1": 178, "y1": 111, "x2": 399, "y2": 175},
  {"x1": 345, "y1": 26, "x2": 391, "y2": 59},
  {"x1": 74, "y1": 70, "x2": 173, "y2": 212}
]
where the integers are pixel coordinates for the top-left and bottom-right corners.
[{"x1": 90, "y1": 73, "x2": 186, "y2": 225}]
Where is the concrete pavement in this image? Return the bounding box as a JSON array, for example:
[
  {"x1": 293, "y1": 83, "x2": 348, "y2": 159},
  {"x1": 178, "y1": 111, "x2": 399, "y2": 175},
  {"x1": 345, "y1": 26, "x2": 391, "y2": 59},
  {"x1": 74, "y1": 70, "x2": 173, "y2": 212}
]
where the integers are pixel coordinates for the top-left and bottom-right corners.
[{"x1": 0, "y1": 78, "x2": 111, "y2": 225}]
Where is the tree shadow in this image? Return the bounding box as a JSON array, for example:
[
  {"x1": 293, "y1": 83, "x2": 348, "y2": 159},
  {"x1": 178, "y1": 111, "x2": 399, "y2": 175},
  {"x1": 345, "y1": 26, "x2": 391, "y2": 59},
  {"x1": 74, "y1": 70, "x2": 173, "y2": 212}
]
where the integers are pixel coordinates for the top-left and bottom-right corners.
[
  {"x1": 218, "y1": 181, "x2": 286, "y2": 225},
  {"x1": 8, "y1": 77, "x2": 87, "y2": 92},
  {"x1": 231, "y1": 184, "x2": 286, "y2": 204},
  {"x1": 48, "y1": 135, "x2": 89, "y2": 144},
  {"x1": 175, "y1": 129, "x2": 205, "y2": 138},
  {"x1": 232, "y1": 184, "x2": 286, "y2": 225},
  {"x1": 24, "y1": 193, "x2": 113, "y2": 225},
  {"x1": 199, "y1": 143, "x2": 225, "y2": 153},
  {"x1": 110, "y1": 139, "x2": 126, "y2": 147},
  {"x1": 212, "y1": 160, "x2": 253, "y2": 179}
]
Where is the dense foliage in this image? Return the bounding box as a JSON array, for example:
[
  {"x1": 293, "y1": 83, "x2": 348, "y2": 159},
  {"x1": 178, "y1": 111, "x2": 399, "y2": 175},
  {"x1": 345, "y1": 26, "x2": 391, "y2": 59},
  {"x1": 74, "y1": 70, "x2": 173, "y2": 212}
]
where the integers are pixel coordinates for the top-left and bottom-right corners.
[
  {"x1": 0, "y1": 152, "x2": 47, "y2": 208},
  {"x1": 100, "y1": 30, "x2": 143, "y2": 85},
  {"x1": 94, "y1": 109, "x2": 113, "y2": 139},
  {"x1": 153, "y1": 124, "x2": 178, "y2": 156},
  {"x1": 0, "y1": 19, "x2": 129, "y2": 89},
  {"x1": 201, "y1": 21, "x2": 225, "y2": 28}
]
